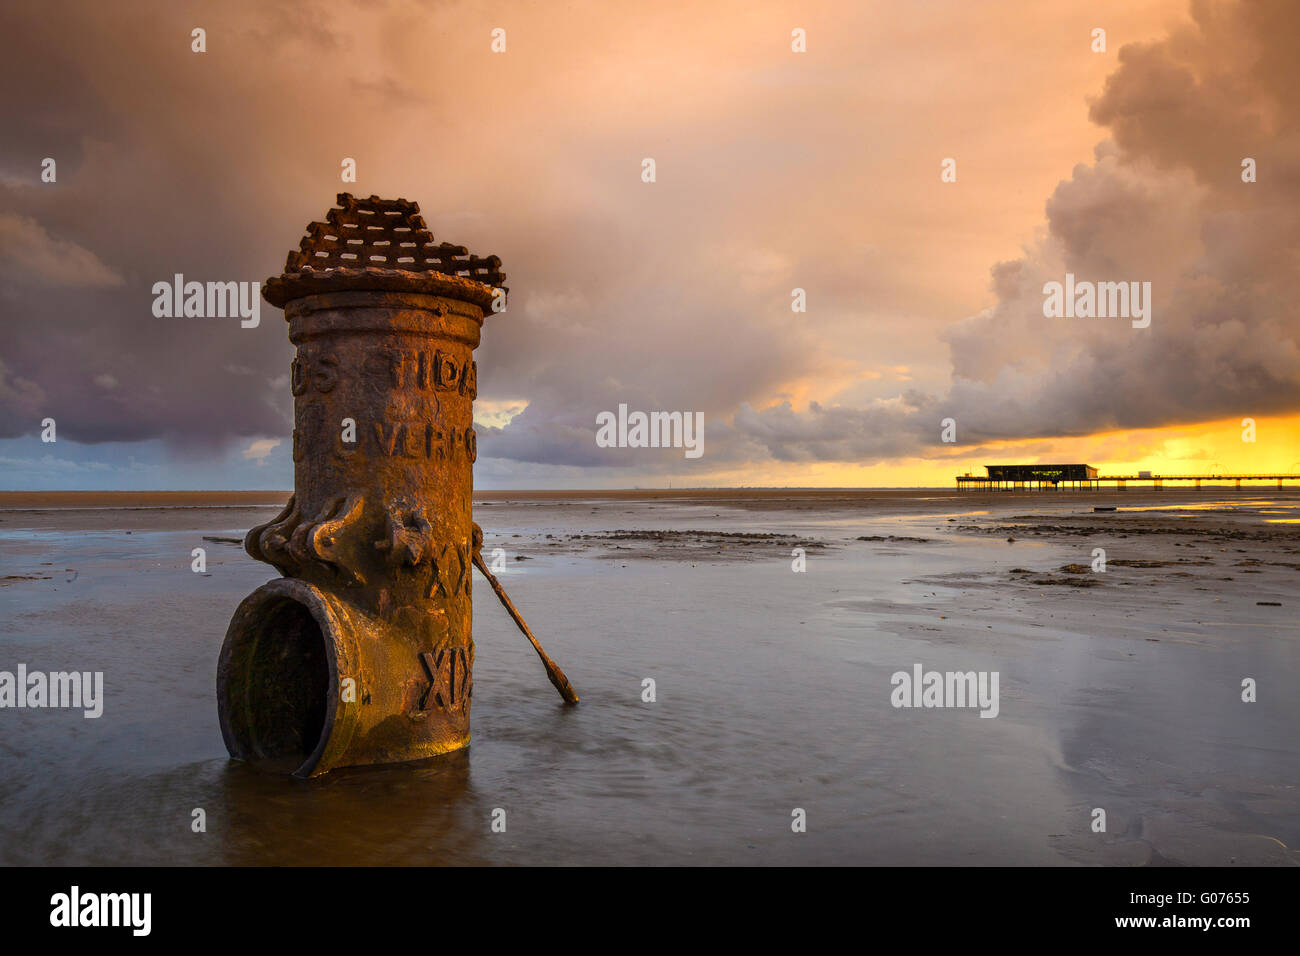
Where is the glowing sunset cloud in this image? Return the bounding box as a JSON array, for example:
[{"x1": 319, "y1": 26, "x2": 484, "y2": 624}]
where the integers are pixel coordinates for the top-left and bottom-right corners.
[{"x1": 0, "y1": 0, "x2": 1294, "y2": 489}]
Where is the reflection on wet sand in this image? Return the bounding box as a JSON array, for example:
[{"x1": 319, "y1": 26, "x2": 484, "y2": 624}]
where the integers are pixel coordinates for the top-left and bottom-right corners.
[{"x1": 0, "y1": 490, "x2": 1296, "y2": 865}]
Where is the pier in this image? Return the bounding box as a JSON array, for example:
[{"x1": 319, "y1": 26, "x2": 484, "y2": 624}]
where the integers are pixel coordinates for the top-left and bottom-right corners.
[{"x1": 956, "y1": 464, "x2": 1300, "y2": 492}]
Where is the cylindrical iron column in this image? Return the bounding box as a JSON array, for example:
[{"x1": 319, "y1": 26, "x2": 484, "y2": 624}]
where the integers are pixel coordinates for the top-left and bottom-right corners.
[{"x1": 218, "y1": 194, "x2": 505, "y2": 777}]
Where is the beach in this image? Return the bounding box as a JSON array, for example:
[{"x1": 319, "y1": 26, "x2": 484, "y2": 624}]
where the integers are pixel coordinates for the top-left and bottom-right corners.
[{"x1": 0, "y1": 489, "x2": 1296, "y2": 865}]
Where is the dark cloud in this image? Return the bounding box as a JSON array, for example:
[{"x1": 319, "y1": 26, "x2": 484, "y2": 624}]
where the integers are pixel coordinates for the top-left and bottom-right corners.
[
  {"x1": 730, "y1": 0, "x2": 1300, "y2": 463},
  {"x1": 0, "y1": 0, "x2": 1294, "y2": 478}
]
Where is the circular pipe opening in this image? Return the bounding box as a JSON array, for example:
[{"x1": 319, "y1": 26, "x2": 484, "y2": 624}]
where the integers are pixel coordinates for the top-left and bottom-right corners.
[{"x1": 219, "y1": 585, "x2": 335, "y2": 775}]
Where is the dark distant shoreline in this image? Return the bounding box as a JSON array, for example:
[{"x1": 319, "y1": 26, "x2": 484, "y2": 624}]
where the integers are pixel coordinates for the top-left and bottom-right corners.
[
  {"x1": 2, "y1": 485, "x2": 1288, "y2": 510},
  {"x1": 0, "y1": 491, "x2": 293, "y2": 510}
]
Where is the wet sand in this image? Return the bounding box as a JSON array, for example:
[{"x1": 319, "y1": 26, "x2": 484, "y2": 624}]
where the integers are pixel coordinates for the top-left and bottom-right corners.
[{"x1": 0, "y1": 489, "x2": 1296, "y2": 865}]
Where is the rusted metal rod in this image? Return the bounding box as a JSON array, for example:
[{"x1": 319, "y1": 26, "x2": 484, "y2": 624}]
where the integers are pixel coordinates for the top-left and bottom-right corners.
[{"x1": 472, "y1": 550, "x2": 579, "y2": 705}]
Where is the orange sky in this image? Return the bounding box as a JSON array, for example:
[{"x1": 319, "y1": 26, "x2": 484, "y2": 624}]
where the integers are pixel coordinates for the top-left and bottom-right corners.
[
  {"x1": 686, "y1": 414, "x2": 1300, "y2": 488},
  {"x1": 1, "y1": 0, "x2": 1296, "y2": 489}
]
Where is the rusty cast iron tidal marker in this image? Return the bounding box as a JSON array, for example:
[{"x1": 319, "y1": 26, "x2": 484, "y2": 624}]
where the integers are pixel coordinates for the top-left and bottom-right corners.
[{"x1": 218, "y1": 193, "x2": 575, "y2": 779}]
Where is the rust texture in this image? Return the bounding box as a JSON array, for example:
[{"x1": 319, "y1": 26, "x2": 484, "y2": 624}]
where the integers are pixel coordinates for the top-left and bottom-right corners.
[{"x1": 218, "y1": 193, "x2": 505, "y2": 777}]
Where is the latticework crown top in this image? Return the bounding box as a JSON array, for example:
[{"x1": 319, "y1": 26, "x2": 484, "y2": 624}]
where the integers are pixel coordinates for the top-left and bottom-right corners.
[{"x1": 263, "y1": 193, "x2": 506, "y2": 310}]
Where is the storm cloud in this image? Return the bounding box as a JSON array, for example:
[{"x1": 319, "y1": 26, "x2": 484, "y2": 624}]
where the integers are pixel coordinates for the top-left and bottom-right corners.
[
  {"x1": 734, "y1": 0, "x2": 1300, "y2": 464},
  {"x1": 0, "y1": 0, "x2": 1294, "y2": 483}
]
